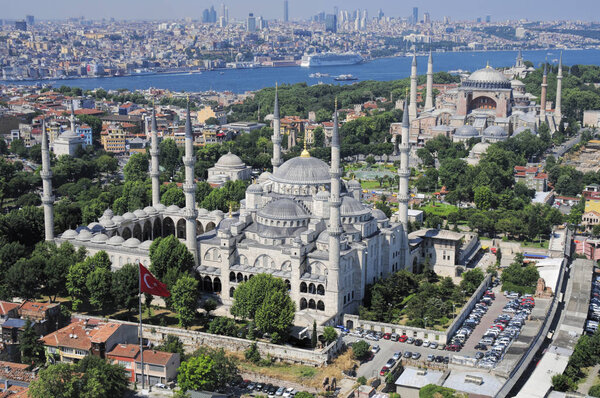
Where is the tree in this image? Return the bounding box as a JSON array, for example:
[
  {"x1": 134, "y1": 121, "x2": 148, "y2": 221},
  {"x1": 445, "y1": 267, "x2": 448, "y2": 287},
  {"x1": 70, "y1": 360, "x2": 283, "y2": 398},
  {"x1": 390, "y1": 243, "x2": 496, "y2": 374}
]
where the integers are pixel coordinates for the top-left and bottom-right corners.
[
  {"x1": 192, "y1": 347, "x2": 239, "y2": 390},
  {"x1": 254, "y1": 288, "x2": 295, "y2": 340},
  {"x1": 357, "y1": 376, "x2": 367, "y2": 385},
  {"x1": 20, "y1": 319, "x2": 45, "y2": 366},
  {"x1": 460, "y1": 268, "x2": 485, "y2": 295},
  {"x1": 155, "y1": 335, "x2": 185, "y2": 356},
  {"x1": 590, "y1": 385, "x2": 600, "y2": 398},
  {"x1": 322, "y1": 326, "x2": 338, "y2": 345},
  {"x1": 112, "y1": 263, "x2": 139, "y2": 312},
  {"x1": 171, "y1": 275, "x2": 200, "y2": 328},
  {"x1": 28, "y1": 363, "x2": 79, "y2": 398},
  {"x1": 208, "y1": 317, "x2": 238, "y2": 337},
  {"x1": 244, "y1": 342, "x2": 261, "y2": 364},
  {"x1": 149, "y1": 235, "x2": 195, "y2": 280},
  {"x1": 552, "y1": 374, "x2": 576, "y2": 392},
  {"x1": 196, "y1": 182, "x2": 213, "y2": 205},
  {"x1": 86, "y1": 267, "x2": 114, "y2": 312},
  {"x1": 365, "y1": 155, "x2": 376, "y2": 166},
  {"x1": 203, "y1": 298, "x2": 217, "y2": 316},
  {"x1": 5, "y1": 257, "x2": 44, "y2": 300},
  {"x1": 123, "y1": 153, "x2": 149, "y2": 182},
  {"x1": 474, "y1": 185, "x2": 494, "y2": 210},
  {"x1": 177, "y1": 354, "x2": 218, "y2": 392},
  {"x1": 39, "y1": 242, "x2": 85, "y2": 302},
  {"x1": 352, "y1": 340, "x2": 370, "y2": 360},
  {"x1": 231, "y1": 273, "x2": 288, "y2": 320},
  {"x1": 160, "y1": 138, "x2": 182, "y2": 178},
  {"x1": 294, "y1": 393, "x2": 315, "y2": 398},
  {"x1": 162, "y1": 186, "x2": 186, "y2": 207},
  {"x1": 419, "y1": 384, "x2": 460, "y2": 398},
  {"x1": 204, "y1": 117, "x2": 220, "y2": 125},
  {"x1": 67, "y1": 251, "x2": 111, "y2": 310}
]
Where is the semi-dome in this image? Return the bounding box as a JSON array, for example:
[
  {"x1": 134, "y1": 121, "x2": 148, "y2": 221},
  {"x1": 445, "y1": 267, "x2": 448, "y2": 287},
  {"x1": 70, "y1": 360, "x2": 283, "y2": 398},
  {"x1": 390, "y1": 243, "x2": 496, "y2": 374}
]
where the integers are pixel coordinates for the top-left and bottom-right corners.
[
  {"x1": 87, "y1": 222, "x2": 104, "y2": 233},
  {"x1": 258, "y1": 198, "x2": 309, "y2": 221},
  {"x1": 210, "y1": 210, "x2": 224, "y2": 217},
  {"x1": 62, "y1": 229, "x2": 78, "y2": 239},
  {"x1": 144, "y1": 206, "x2": 159, "y2": 215},
  {"x1": 454, "y1": 125, "x2": 479, "y2": 137},
  {"x1": 107, "y1": 235, "x2": 125, "y2": 245},
  {"x1": 483, "y1": 125, "x2": 508, "y2": 138},
  {"x1": 271, "y1": 156, "x2": 330, "y2": 185},
  {"x1": 197, "y1": 208, "x2": 209, "y2": 216},
  {"x1": 258, "y1": 171, "x2": 272, "y2": 183},
  {"x1": 122, "y1": 212, "x2": 137, "y2": 221},
  {"x1": 471, "y1": 142, "x2": 490, "y2": 156},
  {"x1": 463, "y1": 65, "x2": 511, "y2": 89},
  {"x1": 215, "y1": 152, "x2": 245, "y2": 169},
  {"x1": 90, "y1": 233, "x2": 109, "y2": 243},
  {"x1": 340, "y1": 196, "x2": 370, "y2": 217},
  {"x1": 123, "y1": 238, "x2": 141, "y2": 248},
  {"x1": 112, "y1": 215, "x2": 125, "y2": 224}
]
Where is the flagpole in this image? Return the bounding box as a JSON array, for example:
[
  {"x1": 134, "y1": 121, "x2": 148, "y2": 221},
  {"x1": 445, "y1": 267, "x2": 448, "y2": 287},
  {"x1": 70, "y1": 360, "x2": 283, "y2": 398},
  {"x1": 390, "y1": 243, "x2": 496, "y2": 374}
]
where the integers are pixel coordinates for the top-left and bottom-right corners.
[{"x1": 139, "y1": 263, "x2": 145, "y2": 391}]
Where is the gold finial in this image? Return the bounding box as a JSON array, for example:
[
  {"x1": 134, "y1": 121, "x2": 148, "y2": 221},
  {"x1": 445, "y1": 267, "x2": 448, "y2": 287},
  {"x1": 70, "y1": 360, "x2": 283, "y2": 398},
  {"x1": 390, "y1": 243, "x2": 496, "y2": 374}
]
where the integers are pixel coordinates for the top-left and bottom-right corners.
[
  {"x1": 486, "y1": 61, "x2": 490, "y2": 69},
  {"x1": 300, "y1": 139, "x2": 310, "y2": 158},
  {"x1": 229, "y1": 202, "x2": 233, "y2": 218},
  {"x1": 405, "y1": 87, "x2": 409, "y2": 97},
  {"x1": 334, "y1": 97, "x2": 338, "y2": 110}
]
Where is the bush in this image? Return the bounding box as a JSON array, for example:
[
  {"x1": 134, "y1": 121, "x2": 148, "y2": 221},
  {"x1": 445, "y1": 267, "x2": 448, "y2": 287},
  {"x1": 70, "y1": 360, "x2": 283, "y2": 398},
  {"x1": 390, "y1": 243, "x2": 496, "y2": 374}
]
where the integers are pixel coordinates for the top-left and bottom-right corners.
[
  {"x1": 590, "y1": 385, "x2": 600, "y2": 397},
  {"x1": 244, "y1": 342, "x2": 261, "y2": 364},
  {"x1": 352, "y1": 340, "x2": 370, "y2": 360},
  {"x1": 357, "y1": 376, "x2": 367, "y2": 385},
  {"x1": 552, "y1": 374, "x2": 576, "y2": 392}
]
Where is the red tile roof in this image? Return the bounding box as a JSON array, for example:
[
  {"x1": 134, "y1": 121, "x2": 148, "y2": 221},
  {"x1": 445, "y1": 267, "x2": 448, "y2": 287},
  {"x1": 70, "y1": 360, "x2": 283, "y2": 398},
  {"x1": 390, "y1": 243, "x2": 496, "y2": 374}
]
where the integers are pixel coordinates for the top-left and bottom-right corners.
[
  {"x1": 136, "y1": 350, "x2": 176, "y2": 366},
  {"x1": 108, "y1": 343, "x2": 140, "y2": 359},
  {"x1": 0, "y1": 301, "x2": 19, "y2": 316}
]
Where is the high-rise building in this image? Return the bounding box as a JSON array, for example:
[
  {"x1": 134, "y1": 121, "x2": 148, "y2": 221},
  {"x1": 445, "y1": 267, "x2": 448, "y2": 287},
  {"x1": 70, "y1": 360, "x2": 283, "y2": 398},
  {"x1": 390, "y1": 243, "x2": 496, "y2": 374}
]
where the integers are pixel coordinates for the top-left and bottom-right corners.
[
  {"x1": 325, "y1": 14, "x2": 337, "y2": 33},
  {"x1": 485, "y1": 15, "x2": 491, "y2": 23},
  {"x1": 15, "y1": 20, "x2": 27, "y2": 31},
  {"x1": 476, "y1": 17, "x2": 482, "y2": 23},
  {"x1": 247, "y1": 13, "x2": 256, "y2": 32},
  {"x1": 26, "y1": 15, "x2": 34, "y2": 26},
  {"x1": 202, "y1": 6, "x2": 217, "y2": 23},
  {"x1": 210, "y1": 6, "x2": 217, "y2": 22},
  {"x1": 412, "y1": 7, "x2": 418, "y2": 24},
  {"x1": 377, "y1": 8, "x2": 384, "y2": 20},
  {"x1": 284, "y1": 0, "x2": 289, "y2": 22},
  {"x1": 423, "y1": 12, "x2": 430, "y2": 23}
]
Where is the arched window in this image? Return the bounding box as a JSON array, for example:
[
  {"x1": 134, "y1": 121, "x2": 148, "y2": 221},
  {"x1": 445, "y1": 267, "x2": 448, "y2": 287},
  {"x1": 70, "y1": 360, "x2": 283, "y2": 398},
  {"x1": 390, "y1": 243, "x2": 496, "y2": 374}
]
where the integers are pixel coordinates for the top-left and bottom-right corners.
[
  {"x1": 229, "y1": 272, "x2": 236, "y2": 282},
  {"x1": 205, "y1": 221, "x2": 216, "y2": 233},
  {"x1": 317, "y1": 300, "x2": 325, "y2": 311},
  {"x1": 300, "y1": 282, "x2": 307, "y2": 293},
  {"x1": 163, "y1": 217, "x2": 175, "y2": 236},
  {"x1": 176, "y1": 219, "x2": 186, "y2": 239},
  {"x1": 196, "y1": 221, "x2": 204, "y2": 236},
  {"x1": 142, "y1": 220, "x2": 152, "y2": 241},
  {"x1": 153, "y1": 218, "x2": 162, "y2": 239},
  {"x1": 300, "y1": 298, "x2": 307, "y2": 310},
  {"x1": 133, "y1": 224, "x2": 142, "y2": 240},
  {"x1": 237, "y1": 273, "x2": 243, "y2": 283},
  {"x1": 317, "y1": 284, "x2": 325, "y2": 295},
  {"x1": 122, "y1": 227, "x2": 132, "y2": 240},
  {"x1": 213, "y1": 277, "x2": 221, "y2": 293},
  {"x1": 308, "y1": 283, "x2": 316, "y2": 294},
  {"x1": 308, "y1": 299, "x2": 316, "y2": 309},
  {"x1": 229, "y1": 287, "x2": 235, "y2": 298},
  {"x1": 203, "y1": 276, "x2": 213, "y2": 292},
  {"x1": 285, "y1": 280, "x2": 291, "y2": 291}
]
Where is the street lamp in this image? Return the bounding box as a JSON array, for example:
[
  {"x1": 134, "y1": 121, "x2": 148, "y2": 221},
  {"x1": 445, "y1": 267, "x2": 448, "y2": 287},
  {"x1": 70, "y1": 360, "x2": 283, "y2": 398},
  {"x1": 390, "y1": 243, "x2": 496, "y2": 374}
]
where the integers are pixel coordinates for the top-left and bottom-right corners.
[{"x1": 424, "y1": 317, "x2": 429, "y2": 329}]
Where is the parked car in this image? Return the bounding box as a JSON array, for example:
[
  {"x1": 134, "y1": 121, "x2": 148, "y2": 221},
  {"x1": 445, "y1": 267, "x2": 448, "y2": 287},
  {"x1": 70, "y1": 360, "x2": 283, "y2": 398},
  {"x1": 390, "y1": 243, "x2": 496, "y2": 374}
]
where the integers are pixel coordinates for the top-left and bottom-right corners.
[
  {"x1": 399, "y1": 335, "x2": 408, "y2": 343},
  {"x1": 412, "y1": 352, "x2": 421, "y2": 360},
  {"x1": 383, "y1": 333, "x2": 391, "y2": 340},
  {"x1": 422, "y1": 340, "x2": 430, "y2": 347},
  {"x1": 380, "y1": 366, "x2": 389, "y2": 376},
  {"x1": 430, "y1": 342, "x2": 438, "y2": 349},
  {"x1": 407, "y1": 337, "x2": 415, "y2": 344},
  {"x1": 427, "y1": 354, "x2": 435, "y2": 362},
  {"x1": 390, "y1": 333, "x2": 399, "y2": 342},
  {"x1": 393, "y1": 352, "x2": 401, "y2": 361},
  {"x1": 414, "y1": 339, "x2": 423, "y2": 346},
  {"x1": 403, "y1": 351, "x2": 412, "y2": 358},
  {"x1": 371, "y1": 344, "x2": 380, "y2": 354},
  {"x1": 386, "y1": 358, "x2": 396, "y2": 367}
]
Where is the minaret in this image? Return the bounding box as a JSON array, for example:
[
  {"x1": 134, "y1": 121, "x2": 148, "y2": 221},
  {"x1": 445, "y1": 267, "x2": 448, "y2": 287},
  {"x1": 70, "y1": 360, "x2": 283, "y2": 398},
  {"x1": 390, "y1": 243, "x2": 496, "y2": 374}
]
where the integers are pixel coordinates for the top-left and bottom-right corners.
[
  {"x1": 424, "y1": 50, "x2": 434, "y2": 110},
  {"x1": 41, "y1": 120, "x2": 55, "y2": 241},
  {"x1": 183, "y1": 100, "x2": 198, "y2": 262},
  {"x1": 555, "y1": 53, "x2": 563, "y2": 120},
  {"x1": 409, "y1": 54, "x2": 418, "y2": 119},
  {"x1": 69, "y1": 100, "x2": 76, "y2": 133},
  {"x1": 328, "y1": 99, "x2": 342, "y2": 317},
  {"x1": 271, "y1": 84, "x2": 282, "y2": 171},
  {"x1": 540, "y1": 63, "x2": 548, "y2": 121},
  {"x1": 150, "y1": 105, "x2": 160, "y2": 207},
  {"x1": 398, "y1": 99, "x2": 410, "y2": 227}
]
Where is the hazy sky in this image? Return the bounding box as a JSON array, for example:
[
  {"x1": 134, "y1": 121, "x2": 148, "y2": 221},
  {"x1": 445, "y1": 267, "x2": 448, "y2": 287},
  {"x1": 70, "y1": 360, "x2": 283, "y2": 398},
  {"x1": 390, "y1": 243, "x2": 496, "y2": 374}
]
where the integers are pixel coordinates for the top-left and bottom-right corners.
[{"x1": 4, "y1": 0, "x2": 600, "y2": 22}]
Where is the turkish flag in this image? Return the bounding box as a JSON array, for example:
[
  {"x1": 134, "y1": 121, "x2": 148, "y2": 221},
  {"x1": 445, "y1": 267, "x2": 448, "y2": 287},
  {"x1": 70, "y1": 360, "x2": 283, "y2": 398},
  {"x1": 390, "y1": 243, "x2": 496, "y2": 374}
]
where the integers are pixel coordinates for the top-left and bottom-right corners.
[{"x1": 139, "y1": 263, "x2": 170, "y2": 297}]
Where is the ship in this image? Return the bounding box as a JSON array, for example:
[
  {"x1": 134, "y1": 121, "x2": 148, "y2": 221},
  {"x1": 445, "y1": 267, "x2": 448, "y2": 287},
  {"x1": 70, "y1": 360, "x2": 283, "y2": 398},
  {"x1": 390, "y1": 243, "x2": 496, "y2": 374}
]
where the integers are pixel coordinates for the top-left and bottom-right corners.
[
  {"x1": 301, "y1": 52, "x2": 363, "y2": 67},
  {"x1": 334, "y1": 74, "x2": 358, "y2": 81}
]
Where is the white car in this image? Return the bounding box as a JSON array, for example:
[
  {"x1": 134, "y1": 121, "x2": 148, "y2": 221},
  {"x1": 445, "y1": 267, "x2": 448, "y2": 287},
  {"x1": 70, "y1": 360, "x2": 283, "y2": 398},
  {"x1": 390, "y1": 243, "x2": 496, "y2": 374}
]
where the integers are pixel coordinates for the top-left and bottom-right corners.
[
  {"x1": 393, "y1": 351, "x2": 401, "y2": 361},
  {"x1": 422, "y1": 340, "x2": 431, "y2": 347},
  {"x1": 371, "y1": 344, "x2": 380, "y2": 354},
  {"x1": 430, "y1": 342, "x2": 438, "y2": 349}
]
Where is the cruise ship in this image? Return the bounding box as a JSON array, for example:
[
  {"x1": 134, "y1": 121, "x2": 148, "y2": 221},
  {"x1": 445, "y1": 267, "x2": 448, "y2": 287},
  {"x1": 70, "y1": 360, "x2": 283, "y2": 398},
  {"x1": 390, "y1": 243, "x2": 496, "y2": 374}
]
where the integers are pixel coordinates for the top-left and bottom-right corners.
[{"x1": 300, "y1": 52, "x2": 363, "y2": 67}]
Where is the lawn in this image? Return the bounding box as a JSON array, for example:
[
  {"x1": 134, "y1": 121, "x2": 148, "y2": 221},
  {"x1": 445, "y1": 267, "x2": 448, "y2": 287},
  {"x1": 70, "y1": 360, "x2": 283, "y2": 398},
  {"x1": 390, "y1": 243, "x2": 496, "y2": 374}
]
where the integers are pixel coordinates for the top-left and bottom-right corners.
[
  {"x1": 421, "y1": 203, "x2": 458, "y2": 217},
  {"x1": 360, "y1": 180, "x2": 381, "y2": 190}
]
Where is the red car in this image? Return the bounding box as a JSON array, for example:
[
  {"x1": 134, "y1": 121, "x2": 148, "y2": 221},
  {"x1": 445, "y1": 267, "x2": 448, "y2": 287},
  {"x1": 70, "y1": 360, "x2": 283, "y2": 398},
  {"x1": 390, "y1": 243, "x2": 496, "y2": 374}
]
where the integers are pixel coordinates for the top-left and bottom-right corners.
[
  {"x1": 399, "y1": 335, "x2": 408, "y2": 342},
  {"x1": 380, "y1": 366, "x2": 389, "y2": 376},
  {"x1": 446, "y1": 344, "x2": 461, "y2": 351},
  {"x1": 383, "y1": 333, "x2": 391, "y2": 340}
]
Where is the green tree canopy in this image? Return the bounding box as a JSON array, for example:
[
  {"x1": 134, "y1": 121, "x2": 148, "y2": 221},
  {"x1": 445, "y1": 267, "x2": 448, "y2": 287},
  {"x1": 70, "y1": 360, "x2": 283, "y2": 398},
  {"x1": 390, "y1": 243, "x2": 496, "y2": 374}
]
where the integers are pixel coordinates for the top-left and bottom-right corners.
[
  {"x1": 149, "y1": 235, "x2": 195, "y2": 280},
  {"x1": 171, "y1": 275, "x2": 200, "y2": 328}
]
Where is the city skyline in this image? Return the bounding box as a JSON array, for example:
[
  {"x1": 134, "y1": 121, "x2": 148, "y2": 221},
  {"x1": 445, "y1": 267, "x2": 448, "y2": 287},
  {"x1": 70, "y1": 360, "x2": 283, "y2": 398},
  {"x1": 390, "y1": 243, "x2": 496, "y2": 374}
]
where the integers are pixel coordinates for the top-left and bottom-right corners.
[{"x1": 4, "y1": 0, "x2": 599, "y2": 22}]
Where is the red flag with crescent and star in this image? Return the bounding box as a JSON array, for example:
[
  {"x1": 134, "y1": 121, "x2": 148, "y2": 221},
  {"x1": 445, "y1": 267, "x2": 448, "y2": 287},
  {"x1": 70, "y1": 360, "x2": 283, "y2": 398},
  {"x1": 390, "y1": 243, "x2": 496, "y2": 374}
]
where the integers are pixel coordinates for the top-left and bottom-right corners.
[{"x1": 139, "y1": 263, "x2": 170, "y2": 297}]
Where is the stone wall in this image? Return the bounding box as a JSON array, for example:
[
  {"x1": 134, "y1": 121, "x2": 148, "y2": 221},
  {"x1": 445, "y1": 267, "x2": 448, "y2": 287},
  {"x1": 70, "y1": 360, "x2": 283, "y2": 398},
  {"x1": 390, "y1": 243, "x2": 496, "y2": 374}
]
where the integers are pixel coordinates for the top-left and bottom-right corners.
[
  {"x1": 445, "y1": 273, "x2": 492, "y2": 339},
  {"x1": 76, "y1": 315, "x2": 338, "y2": 366}
]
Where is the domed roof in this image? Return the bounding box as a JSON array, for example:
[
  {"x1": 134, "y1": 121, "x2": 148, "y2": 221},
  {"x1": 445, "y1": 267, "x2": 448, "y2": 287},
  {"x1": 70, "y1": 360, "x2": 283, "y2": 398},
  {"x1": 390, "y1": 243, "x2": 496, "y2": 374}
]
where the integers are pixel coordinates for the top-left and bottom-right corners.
[
  {"x1": 340, "y1": 196, "x2": 370, "y2": 217},
  {"x1": 112, "y1": 215, "x2": 125, "y2": 224},
  {"x1": 454, "y1": 125, "x2": 479, "y2": 137},
  {"x1": 102, "y1": 209, "x2": 114, "y2": 218},
  {"x1": 107, "y1": 235, "x2": 125, "y2": 245},
  {"x1": 317, "y1": 229, "x2": 330, "y2": 244},
  {"x1": 210, "y1": 210, "x2": 224, "y2": 217},
  {"x1": 216, "y1": 152, "x2": 245, "y2": 169},
  {"x1": 271, "y1": 156, "x2": 330, "y2": 185},
  {"x1": 76, "y1": 229, "x2": 93, "y2": 241},
  {"x1": 99, "y1": 218, "x2": 116, "y2": 228},
  {"x1": 166, "y1": 205, "x2": 181, "y2": 212},
  {"x1": 123, "y1": 238, "x2": 141, "y2": 248},
  {"x1": 197, "y1": 208, "x2": 209, "y2": 216},
  {"x1": 372, "y1": 209, "x2": 389, "y2": 221},
  {"x1": 154, "y1": 203, "x2": 167, "y2": 212},
  {"x1": 315, "y1": 189, "x2": 330, "y2": 201},
  {"x1": 90, "y1": 233, "x2": 109, "y2": 243},
  {"x1": 347, "y1": 179, "x2": 362, "y2": 189},
  {"x1": 258, "y1": 198, "x2": 309, "y2": 221},
  {"x1": 463, "y1": 65, "x2": 511, "y2": 89},
  {"x1": 62, "y1": 229, "x2": 78, "y2": 239},
  {"x1": 471, "y1": 142, "x2": 490, "y2": 156},
  {"x1": 139, "y1": 240, "x2": 153, "y2": 250},
  {"x1": 483, "y1": 125, "x2": 508, "y2": 138},
  {"x1": 247, "y1": 183, "x2": 263, "y2": 194},
  {"x1": 87, "y1": 222, "x2": 104, "y2": 233},
  {"x1": 511, "y1": 79, "x2": 525, "y2": 87},
  {"x1": 134, "y1": 209, "x2": 148, "y2": 219},
  {"x1": 143, "y1": 206, "x2": 159, "y2": 215},
  {"x1": 258, "y1": 171, "x2": 272, "y2": 183},
  {"x1": 122, "y1": 212, "x2": 137, "y2": 221}
]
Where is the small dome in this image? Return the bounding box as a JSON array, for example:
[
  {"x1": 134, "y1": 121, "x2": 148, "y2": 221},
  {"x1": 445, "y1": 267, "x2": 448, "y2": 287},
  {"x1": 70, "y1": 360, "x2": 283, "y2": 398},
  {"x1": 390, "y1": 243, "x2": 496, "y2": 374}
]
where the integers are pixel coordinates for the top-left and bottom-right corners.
[
  {"x1": 134, "y1": 209, "x2": 148, "y2": 219},
  {"x1": 317, "y1": 229, "x2": 330, "y2": 244},
  {"x1": 166, "y1": 205, "x2": 181, "y2": 212},
  {"x1": 483, "y1": 125, "x2": 507, "y2": 138},
  {"x1": 315, "y1": 190, "x2": 330, "y2": 201},
  {"x1": 76, "y1": 229, "x2": 93, "y2": 241},
  {"x1": 87, "y1": 222, "x2": 103, "y2": 233},
  {"x1": 123, "y1": 238, "x2": 141, "y2": 248},
  {"x1": 258, "y1": 198, "x2": 309, "y2": 221},
  {"x1": 102, "y1": 209, "x2": 114, "y2": 218},
  {"x1": 347, "y1": 179, "x2": 362, "y2": 189},
  {"x1": 271, "y1": 156, "x2": 330, "y2": 185},
  {"x1": 340, "y1": 196, "x2": 369, "y2": 217},
  {"x1": 258, "y1": 171, "x2": 272, "y2": 183},
  {"x1": 471, "y1": 142, "x2": 490, "y2": 156},
  {"x1": 454, "y1": 125, "x2": 479, "y2": 137},
  {"x1": 216, "y1": 152, "x2": 245, "y2": 169},
  {"x1": 90, "y1": 233, "x2": 109, "y2": 243},
  {"x1": 62, "y1": 229, "x2": 78, "y2": 239},
  {"x1": 154, "y1": 203, "x2": 167, "y2": 212},
  {"x1": 112, "y1": 215, "x2": 125, "y2": 224},
  {"x1": 511, "y1": 79, "x2": 525, "y2": 87},
  {"x1": 100, "y1": 218, "x2": 116, "y2": 228},
  {"x1": 122, "y1": 212, "x2": 137, "y2": 221},
  {"x1": 107, "y1": 235, "x2": 125, "y2": 245},
  {"x1": 144, "y1": 206, "x2": 158, "y2": 215},
  {"x1": 372, "y1": 209, "x2": 389, "y2": 221},
  {"x1": 139, "y1": 240, "x2": 153, "y2": 250},
  {"x1": 197, "y1": 208, "x2": 209, "y2": 216},
  {"x1": 210, "y1": 210, "x2": 224, "y2": 217},
  {"x1": 247, "y1": 183, "x2": 263, "y2": 194}
]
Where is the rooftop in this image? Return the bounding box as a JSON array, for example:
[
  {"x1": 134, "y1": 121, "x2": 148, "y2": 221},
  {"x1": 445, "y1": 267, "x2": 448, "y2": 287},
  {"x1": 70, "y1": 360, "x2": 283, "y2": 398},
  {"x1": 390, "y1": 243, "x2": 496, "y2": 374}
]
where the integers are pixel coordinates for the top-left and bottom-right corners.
[{"x1": 395, "y1": 367, "x2": 444, "y2": 389}]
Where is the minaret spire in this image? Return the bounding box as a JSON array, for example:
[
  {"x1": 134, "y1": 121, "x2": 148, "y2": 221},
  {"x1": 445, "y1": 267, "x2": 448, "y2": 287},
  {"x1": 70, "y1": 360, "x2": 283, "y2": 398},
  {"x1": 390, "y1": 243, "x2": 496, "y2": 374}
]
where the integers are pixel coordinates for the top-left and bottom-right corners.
[
  {"x1": 150, "y1": 102, "x2": 160, "y2": 207},
  {"x1": 540, "y1": 62, "x2": 548, "y2": 121},
  {"x1": 271, "y1": 83, "x2": 282, "y2": 171},
  {"x1": 69, "y1": 100, "x2": 76, "y2": 133},
  {"x1": 328, "y1": 98, "x2": 342, "y2": 317},
  {"x1": 409, "y1": 53, "x2": 418, "y2": 119},
  {"x1": 425, "y1": 50, "x2": 434, "y2": 110},
  {"x1": 555, "y1": 52, "x2": 563, "y2": 120},
  {"x1": 398, "y1": 99, "x2": 410, "y2": 227},
  {"x1": 41, "y1": 120, "x2": 55, "y2": 241},
  {"x1": 183, "y1": 99, "x2": 198, "y2": 262}
]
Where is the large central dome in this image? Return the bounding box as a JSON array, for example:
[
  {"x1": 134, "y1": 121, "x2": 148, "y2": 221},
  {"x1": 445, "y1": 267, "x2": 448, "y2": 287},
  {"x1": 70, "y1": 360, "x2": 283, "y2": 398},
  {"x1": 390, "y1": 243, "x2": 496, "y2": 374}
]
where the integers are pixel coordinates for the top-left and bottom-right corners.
[
  {"x1": 463, "y1": 65, "x2": 511, "y2": 89},
  {"x1": 271, "y1": 156, "x2": 331, "y2": 185}
]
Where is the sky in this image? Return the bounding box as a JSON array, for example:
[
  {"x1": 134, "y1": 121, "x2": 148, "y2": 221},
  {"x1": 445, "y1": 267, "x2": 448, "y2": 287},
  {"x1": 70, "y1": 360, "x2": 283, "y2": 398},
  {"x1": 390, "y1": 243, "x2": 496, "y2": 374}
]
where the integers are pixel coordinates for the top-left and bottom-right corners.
[{"x1": 4, "y1": 0, "x2": 600, "y2": 22}]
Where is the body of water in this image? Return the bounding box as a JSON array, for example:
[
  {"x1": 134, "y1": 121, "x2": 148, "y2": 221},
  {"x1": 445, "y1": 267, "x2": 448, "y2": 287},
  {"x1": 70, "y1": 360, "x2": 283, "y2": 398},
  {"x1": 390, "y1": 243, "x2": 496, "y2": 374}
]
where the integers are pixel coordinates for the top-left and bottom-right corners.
[{"x1": 7, "y1": 49, "x2": 600, "y2": 93}]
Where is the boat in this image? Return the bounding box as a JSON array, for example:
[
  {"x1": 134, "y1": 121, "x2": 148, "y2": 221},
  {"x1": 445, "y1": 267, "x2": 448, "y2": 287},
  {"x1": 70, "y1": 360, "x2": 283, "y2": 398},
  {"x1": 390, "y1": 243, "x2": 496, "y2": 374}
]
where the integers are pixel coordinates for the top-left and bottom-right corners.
[
  {"x1": 309, "y1": 72, "x2": 331, "y2": 78},
  {"x1": 301, "y1": 52, "x2": 363, "y2": 67},
  {"x1": 334, "y1": 74, "x2": 358, "y2": 81}
]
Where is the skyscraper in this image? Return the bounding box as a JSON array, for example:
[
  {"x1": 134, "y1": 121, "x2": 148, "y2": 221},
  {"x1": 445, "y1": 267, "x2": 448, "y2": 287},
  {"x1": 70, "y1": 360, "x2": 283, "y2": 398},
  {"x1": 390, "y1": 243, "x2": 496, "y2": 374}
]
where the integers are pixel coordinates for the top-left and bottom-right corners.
[
  {"x1": 26, "y1": 15, "x2": 34, "y2": 26},
  {"x1": 325, "y1": 14, "x2": 337, "y2": 33},
  {"x1": 412, "y1": 7, "x2": 418, "y2": 24},
  {"x1": 247, "y1": 13, "x2": 256, "y2": 32},
  {"x1": 486, "y1": 15, "x2": 491, "y2": 23},
  {"x1": 284, "y1": 0, "x2": 289, "y2": 22}
]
